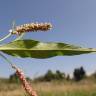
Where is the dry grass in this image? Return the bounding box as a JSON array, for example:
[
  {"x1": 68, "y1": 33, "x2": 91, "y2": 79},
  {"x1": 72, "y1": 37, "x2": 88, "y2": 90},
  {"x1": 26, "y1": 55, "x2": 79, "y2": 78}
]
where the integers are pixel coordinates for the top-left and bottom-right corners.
[{"x1": 0, "y1": 80, "x2": 96, "y2": 96}]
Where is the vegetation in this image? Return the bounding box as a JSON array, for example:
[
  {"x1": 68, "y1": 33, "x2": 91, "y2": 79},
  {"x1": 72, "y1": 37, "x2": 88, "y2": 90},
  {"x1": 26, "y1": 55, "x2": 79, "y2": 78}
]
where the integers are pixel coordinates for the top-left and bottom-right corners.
[
  {"x1": 34, "y1": 66, "x2": 86, "y2": 82},
  {"x1": 0, "y1": 22, "x2": 96, "y2": 96},
  {"x1": 73, "y1": 66, "x2": 86, "y2": 81},
  {"x1": 9, "y1": 72, "x2": 31, "y2": 83},
  {"x1": 34, "y1": 70, "x2": 65, "y2": 82},
  {"x1": 0, "y1": 71, "x2": 96, "y2": 96},
  {"x1": 6, "y1": 66, "x2": 96, "y2": 96}
]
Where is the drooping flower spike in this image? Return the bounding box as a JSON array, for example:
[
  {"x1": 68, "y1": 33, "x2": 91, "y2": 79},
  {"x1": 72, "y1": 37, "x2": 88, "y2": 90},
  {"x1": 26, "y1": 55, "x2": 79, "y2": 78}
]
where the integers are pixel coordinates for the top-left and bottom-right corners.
[
  {"x1": 12, "y1": 64, "x2": 38, "y2": 96},
  {"x1": 9, "y1": 22, "x2": 52, "y2": 35}
]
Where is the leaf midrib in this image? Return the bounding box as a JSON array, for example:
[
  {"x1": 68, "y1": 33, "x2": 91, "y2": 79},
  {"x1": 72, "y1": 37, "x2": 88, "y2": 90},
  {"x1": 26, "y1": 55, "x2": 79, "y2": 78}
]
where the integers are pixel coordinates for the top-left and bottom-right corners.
[{"x1": 0, "y1": 48, "x2": 95, "y2": 51}]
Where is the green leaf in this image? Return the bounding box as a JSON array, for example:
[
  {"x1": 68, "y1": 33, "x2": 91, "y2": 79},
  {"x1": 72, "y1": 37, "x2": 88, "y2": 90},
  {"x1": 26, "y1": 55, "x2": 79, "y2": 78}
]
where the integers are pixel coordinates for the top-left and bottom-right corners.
[{"x1": 0, "y1": 40, "x2": 96, "y2": 59}]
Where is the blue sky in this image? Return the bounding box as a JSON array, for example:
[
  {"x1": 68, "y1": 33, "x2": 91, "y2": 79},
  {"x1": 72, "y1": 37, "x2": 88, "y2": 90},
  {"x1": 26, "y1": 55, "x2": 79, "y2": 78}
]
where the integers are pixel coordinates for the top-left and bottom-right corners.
[{"x1": 0, "y1": 0, "x2": 96, "y2": 78}]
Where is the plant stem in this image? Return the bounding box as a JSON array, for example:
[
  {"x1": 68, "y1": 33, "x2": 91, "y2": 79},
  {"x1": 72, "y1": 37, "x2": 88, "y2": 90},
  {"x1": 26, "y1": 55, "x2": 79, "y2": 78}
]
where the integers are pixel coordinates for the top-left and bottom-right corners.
[
  {"x1": 0, "y1": 52, "x2": 13, "y2": 66},
  {"x1": 0, "y1": 52, "x2": 38, "y2": 96},
  {"x1": 0, "y1": 33, "x2": 12, "y2": 42},
  {"x1": 13, "y1": 33, "x2": 25, "y2": 41}
]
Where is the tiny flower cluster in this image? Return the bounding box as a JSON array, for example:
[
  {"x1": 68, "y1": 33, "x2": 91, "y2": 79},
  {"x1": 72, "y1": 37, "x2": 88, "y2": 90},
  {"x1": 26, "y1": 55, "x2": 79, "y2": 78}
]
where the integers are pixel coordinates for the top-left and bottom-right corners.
[
  {"x1": 12, "y1": 65, "x2": 37, "y2": 96},
  {"x1": 9, "y1": 23, "x2": 52, "y2": 35}
]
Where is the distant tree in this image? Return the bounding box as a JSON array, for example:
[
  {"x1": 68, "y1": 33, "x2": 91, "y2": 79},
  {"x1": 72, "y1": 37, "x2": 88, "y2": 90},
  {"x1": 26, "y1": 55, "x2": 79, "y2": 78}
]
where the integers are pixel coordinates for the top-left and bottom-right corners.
[
  {"x1": 80, "y1": 67, "x2": 86, "y2": 78},
  {"x1": 44, "y1": 70, "x2": 55, "y2": 81},
  {"x1": 74, "y1": 68, "x2": 80, "y2": 81},
  {"x1": 9, "y1": 72, "x2": 20, "y2": 83},
  {"x1": 66, "y1": 74, "x2": 70, "y2": 81},
  {"x1": 34, "y1": 70, "x2": 65, "y2": 82},
  {"x1": 73, "y1": 66, "x2": 86, "y2": 81},
  {"x1": 55, "y1": 70, "x2": 65, "y2": 80},
  {"x1": 9, "y1": 72, "x2": 31, "y2": 83}
]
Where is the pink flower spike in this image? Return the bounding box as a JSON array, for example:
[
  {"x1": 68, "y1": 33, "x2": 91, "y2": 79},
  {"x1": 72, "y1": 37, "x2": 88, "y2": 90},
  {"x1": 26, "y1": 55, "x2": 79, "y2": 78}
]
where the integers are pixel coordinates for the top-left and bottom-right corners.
[{"x1": 12, "y1": 64, "x2": 38, "y2": 96}]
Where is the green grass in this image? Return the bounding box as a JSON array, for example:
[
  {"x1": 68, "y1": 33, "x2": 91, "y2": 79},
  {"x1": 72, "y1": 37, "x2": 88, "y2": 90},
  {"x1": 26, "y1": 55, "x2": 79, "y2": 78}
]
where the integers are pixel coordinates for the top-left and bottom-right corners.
[{"x1": 39, "y1": 91, "x2": 96, "y2": 96}]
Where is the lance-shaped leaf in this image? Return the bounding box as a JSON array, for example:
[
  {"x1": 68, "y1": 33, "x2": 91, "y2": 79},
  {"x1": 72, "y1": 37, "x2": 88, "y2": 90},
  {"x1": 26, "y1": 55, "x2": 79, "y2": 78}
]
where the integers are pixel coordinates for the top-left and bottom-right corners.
[{"x1": 0, "y1": 40, "x2": 96, "y2": 59}]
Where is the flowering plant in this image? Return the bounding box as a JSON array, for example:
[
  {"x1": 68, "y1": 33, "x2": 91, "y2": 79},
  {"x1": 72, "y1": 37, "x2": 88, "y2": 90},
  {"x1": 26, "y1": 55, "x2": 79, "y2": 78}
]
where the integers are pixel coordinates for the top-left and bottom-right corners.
[{"x1": 0, "y1": 22, "x2": 96, "y2": 96}]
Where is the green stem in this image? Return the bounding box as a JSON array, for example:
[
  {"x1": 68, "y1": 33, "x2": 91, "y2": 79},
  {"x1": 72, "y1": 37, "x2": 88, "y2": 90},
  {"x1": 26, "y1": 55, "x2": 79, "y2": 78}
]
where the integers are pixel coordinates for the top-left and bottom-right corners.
[
  {"x1": 0, "y1": 33, "x2": 12, "y2": 42},
  {"x1": 0, "y1": 52, "x2": 13, "y2": 66},
  {"x1": 14, "y1": 33, "x2": 25, "y2": 41},
  {"x1": 0, "y1": 31, "x2": 25, "y2": 43}
]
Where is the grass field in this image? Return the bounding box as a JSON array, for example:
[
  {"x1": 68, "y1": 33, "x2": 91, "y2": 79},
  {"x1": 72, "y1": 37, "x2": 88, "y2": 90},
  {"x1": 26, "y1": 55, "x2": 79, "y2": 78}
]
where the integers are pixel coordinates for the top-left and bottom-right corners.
[{"x1": 0, "y1": 78, "x2": 96, "y2": 96}]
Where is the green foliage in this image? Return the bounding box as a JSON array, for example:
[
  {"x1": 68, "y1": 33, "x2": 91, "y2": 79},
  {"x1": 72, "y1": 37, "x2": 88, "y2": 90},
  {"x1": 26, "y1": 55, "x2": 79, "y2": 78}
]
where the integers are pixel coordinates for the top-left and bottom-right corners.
[
  {"x1": 44, "y1": 70, "x2": 55, "y2": 81},
  {"x1": 55, "y1": 70, "x2": 65, "y2": 80},
  {"x1": 9, "y1": 72, "x2": 31, "y2": 83},
  {"x1": 73, "y1": 67, "x2": 86, "y2": 81},
  {"x1": 35, "y1": 70, "x2": 65, "y2": 82},
  {"x1": 0, "y1": 39, "x2": 96, "y2": 58},
  {"x1": 9, "y1": 73, "x2": 20, "y2": 83},
  {"x1": 38, "y1": 91, "x2": 96, "y2": 96}
]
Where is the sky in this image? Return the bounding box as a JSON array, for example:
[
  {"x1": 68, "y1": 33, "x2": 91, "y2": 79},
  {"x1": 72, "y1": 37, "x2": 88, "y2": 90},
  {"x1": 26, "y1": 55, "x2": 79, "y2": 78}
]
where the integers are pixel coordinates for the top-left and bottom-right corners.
[{"x1": 0, "y1": 0, "x2": 96, "y2": 78}]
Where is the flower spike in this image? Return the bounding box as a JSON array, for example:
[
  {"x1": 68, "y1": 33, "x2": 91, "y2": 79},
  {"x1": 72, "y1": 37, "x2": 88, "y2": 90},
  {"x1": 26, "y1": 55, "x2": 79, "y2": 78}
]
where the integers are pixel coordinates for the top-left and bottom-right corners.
[
  {"x1": 9, "y1": 22, "x2": 52, "y2": 35},
  {"x1": 12, "y1": 64, "x2": 38, "y2": 96}
]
